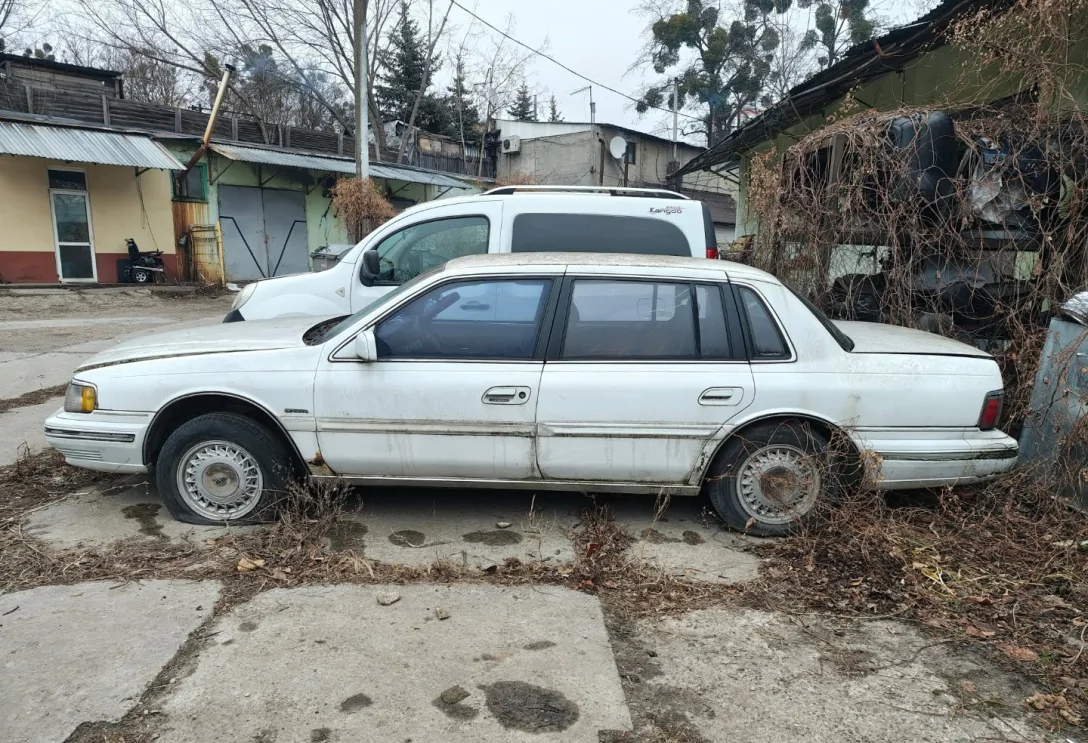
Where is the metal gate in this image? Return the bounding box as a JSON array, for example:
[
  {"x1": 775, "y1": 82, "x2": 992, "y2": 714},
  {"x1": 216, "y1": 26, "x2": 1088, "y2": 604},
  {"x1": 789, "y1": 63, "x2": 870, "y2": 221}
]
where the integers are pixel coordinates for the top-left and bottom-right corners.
[{"x1": 218, "y1": 186, "x2": 309, "y2": 281}]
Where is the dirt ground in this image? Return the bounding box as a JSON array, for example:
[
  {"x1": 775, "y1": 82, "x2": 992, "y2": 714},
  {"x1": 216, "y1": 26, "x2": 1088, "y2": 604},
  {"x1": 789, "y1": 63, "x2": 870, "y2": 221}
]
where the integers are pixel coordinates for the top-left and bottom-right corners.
[{"x1": 0, "y1": 288, "x2": 233, "y2": 355}]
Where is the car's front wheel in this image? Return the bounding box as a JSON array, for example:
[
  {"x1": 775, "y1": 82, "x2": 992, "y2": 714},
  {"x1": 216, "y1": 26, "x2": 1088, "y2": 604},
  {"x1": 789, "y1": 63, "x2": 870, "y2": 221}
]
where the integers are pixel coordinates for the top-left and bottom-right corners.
[
  {"x1": 705, "y1": 420, "x2": 833, "y2": 537},
  {"x1": 156, "y1": 412, "x2": 294, "y2": 525}
]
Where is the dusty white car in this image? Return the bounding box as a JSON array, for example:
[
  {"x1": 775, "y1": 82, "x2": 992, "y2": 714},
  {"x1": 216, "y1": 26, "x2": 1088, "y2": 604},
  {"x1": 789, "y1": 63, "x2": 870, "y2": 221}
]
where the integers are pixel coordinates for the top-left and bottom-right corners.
[{"x1": 45, "y1": 254, "x2": 1018, "y2": 535}]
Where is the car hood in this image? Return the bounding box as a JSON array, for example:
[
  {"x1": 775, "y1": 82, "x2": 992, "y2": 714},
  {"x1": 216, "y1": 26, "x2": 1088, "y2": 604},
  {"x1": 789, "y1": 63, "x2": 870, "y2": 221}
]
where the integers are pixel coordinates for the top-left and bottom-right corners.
[
  {"x1": 834, "y1": 320, "x2": 991, "y2": 358},
  {"x1": 77, "y1": 315, "x2": 333, "y2": 370}
]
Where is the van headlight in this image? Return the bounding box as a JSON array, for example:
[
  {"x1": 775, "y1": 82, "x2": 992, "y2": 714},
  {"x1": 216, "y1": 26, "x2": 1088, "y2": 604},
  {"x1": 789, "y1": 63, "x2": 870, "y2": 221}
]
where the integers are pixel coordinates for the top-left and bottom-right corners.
[
  {"x1": 232, "y1": 282, "x2": 258, "y2": 310},
  {"x1": 64, "y1": 382, "x2": 97, "y2": 413}
]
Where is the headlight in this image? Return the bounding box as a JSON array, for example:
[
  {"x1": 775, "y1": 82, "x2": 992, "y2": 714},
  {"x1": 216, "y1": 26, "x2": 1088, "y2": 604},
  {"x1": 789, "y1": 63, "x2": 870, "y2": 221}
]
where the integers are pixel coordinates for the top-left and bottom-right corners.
[
  {"x1": 63, "y1": 382, "x2": 97, "y2": 413},
  {"x1": 232, "y1": 282, "x2": 258, "y2": 310}
]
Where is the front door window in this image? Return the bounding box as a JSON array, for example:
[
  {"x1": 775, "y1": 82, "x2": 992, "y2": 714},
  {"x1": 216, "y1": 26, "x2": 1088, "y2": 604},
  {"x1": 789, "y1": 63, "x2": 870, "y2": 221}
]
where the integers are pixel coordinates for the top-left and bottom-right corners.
[{"x1": 49, "y1": 170, "x2": 96, "y2": 282}]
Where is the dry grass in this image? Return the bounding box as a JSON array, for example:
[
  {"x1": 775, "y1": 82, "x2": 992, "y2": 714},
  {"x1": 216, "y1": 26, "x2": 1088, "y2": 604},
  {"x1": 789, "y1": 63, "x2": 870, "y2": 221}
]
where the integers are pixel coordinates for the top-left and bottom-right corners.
[{"x1": 0, "y1": 384, "x2": 67, "y2": 416}]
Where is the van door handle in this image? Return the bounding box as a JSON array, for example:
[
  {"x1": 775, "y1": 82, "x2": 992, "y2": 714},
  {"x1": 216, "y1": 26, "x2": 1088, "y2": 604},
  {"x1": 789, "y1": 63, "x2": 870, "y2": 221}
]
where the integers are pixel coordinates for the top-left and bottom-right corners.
[
  {"x1": 483, "y1": 386, "x2": 530, "y2": 405},
  {"x1": 699, "y1": 387, "x2": 742, "y2": 406}
]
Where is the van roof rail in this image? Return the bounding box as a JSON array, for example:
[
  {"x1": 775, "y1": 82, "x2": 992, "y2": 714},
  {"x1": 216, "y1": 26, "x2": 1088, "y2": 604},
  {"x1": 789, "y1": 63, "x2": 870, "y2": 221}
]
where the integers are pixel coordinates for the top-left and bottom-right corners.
[{"x1": 483, "y1": 185, "x2": 689, "y2": 200}]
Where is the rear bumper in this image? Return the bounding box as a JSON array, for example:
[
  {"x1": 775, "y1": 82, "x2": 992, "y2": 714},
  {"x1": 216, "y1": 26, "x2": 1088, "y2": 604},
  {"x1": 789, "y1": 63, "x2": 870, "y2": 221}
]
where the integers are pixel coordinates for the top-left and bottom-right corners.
[
  {"x1": 44, "y1": 409, "x2": 150, "y2": 474},
  {"x1": 868, "y1": 433, "x2": 1019, "y2": 489}
]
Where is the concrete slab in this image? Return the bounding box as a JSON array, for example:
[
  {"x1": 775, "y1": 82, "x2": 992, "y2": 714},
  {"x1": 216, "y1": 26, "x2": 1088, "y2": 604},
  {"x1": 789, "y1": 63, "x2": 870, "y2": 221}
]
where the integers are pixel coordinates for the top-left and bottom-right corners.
[
  {"x1": 0, "y1": 397, "x2": 62, "y2": 466},
  {"x1": 24, "y1": 479, "x2": 258, "y2": 547},
  {"x1": 0, "y1": 353, "x2": 81, "y2": 398},
  {"x1": 156, "y1": 584, "x2": 632, "y2": 743},
  {"x1": 0, "y1": 580, "x2": 221, "y2": 743},
  {"x1": 611, "y1": 498, "x2": 761, "y2": 583},
  {"x1": 613, "y1": 608, "x2": 1042, "y2": 742},
  {"x1": 348, "y1": 488, "x2": 585, "y2": 568}
]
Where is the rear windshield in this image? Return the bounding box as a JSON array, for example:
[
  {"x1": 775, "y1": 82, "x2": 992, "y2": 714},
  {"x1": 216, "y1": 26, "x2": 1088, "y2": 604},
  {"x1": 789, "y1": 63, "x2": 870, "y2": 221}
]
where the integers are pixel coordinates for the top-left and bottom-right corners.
[
  {"x1": 511, "y1": 213, "x2": 690, "y2": 256},
  {"x1": 787, "y1": 286, "x2": 855, "y2": 351}
]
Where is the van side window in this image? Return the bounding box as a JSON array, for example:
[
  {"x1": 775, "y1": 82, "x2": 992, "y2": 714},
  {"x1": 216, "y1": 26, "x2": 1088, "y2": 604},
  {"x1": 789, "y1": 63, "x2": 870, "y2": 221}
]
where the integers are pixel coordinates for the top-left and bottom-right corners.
[
  {"x1": 372, "y1": 216, "x2": 489, "y2": 284},
  {"x1": 511, "y1": 214, "x2": 689, "y2": 256}
]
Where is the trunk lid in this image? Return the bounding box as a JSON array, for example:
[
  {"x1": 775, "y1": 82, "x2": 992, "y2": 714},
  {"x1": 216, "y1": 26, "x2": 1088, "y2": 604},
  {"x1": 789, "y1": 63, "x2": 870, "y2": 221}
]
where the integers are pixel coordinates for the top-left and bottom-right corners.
[{"x1": 834, "y1": 320, "x2": 991, "y2": 359}]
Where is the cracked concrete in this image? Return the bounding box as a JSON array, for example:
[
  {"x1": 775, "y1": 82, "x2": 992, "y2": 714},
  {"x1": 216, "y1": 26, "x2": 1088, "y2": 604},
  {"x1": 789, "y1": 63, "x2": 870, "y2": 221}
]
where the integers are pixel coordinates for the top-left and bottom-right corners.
[{"x1": 0, "y1": 580, "x2": 221, "y2": 743}]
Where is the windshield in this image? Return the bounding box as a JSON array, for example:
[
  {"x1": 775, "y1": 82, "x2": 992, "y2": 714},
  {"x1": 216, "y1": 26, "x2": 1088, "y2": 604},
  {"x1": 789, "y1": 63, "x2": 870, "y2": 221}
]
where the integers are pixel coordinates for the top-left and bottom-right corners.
[{"x1": 308, "y1": 265, "x2": 445, "y2": 345}]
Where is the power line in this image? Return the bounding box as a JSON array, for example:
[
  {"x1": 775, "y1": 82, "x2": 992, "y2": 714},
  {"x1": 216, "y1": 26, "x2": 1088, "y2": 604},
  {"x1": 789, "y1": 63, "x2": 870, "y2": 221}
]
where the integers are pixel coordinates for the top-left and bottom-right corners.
[{"x1": 447, "y1": 0, "x2": 702, "y2": 123}]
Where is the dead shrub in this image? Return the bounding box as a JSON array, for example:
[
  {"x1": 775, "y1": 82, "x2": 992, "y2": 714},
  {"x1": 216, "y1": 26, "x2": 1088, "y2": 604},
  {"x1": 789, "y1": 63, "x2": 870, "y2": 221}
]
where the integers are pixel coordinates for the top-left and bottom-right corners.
[{"x1": 329, "y1": 177, "x2": 397, "y2": 242}]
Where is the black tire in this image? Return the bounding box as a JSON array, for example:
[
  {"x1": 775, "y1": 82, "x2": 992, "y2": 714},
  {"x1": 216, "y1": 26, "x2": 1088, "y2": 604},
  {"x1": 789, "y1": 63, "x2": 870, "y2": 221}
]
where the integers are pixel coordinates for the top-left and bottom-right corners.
[
  {"x1": 133, "y1": 268, "x2": 152, "y2": 284},
  {"x1": 155, "y1": 412, "x2": 295, "y2": 525},
  {"x1": 705, "y1": 420, "x2": 832, "y2": 537}
]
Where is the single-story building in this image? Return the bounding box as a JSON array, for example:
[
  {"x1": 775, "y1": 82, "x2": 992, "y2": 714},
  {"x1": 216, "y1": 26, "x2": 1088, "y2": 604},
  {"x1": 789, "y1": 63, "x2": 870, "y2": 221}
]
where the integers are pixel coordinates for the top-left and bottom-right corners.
[{"x1": 0, "y1": 119, "x2": 182, "y2": 283}]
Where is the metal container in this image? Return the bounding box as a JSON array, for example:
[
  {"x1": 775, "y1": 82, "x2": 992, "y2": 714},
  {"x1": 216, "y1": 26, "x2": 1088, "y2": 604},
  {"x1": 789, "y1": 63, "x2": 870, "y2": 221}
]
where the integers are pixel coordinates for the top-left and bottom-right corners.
[
  {"x1": 310, "y1": 244, "x2": 355, "y2": 272},
  {"x1": 1019, "y1": 291, "x2": 1088, "y2": 513}
]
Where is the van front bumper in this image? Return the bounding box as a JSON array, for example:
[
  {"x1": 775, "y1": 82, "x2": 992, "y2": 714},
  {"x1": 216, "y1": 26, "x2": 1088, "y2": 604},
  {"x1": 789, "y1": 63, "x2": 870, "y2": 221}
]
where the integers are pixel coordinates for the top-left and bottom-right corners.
[{"x1": 44, "y1": 409, "x2": 151, "y2": 474}]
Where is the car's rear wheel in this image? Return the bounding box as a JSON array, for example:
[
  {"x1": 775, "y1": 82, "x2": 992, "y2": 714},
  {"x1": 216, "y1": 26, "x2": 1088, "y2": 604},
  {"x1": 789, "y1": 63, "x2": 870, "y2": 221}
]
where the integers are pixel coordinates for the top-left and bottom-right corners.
[
  {"x1": 156, "y1": 412, "x2": 294, "y2": 525},
  {"x1": 705, "y1": 420, "x2": 832, "y2": 537}
]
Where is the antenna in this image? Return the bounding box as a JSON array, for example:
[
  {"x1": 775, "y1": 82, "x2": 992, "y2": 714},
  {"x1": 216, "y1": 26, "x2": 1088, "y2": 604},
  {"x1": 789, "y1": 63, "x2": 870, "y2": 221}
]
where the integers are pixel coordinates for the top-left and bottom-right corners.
[{"x1": 570, "y1": 85, "x2": 595, "y2": 124}]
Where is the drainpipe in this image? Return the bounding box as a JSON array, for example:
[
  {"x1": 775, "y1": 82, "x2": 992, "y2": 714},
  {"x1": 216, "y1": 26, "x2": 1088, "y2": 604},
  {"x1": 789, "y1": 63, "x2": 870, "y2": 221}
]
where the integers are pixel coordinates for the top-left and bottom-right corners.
[{"x1": 182, "y1": 64, "x2": 235, "y2": 175}]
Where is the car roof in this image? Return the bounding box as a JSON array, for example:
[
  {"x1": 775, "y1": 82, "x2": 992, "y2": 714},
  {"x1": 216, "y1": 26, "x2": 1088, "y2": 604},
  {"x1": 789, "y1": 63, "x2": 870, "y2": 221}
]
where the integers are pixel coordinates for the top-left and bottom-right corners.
[
  {"x1": 400, "y1": 189, "x2": 694, "y2": 214},
  {"x1": 442, "y1": 252, "x2": 780, "y2": 283}
]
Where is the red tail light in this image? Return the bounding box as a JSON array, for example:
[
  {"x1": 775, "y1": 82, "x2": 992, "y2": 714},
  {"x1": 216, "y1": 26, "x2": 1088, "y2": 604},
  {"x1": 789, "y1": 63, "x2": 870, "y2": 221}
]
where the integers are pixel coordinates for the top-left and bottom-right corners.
[
  {"x1": 978, "y1": 391, "x2": 1004, "y2": 430},
  {"x1": 706, "y1": 247, "x2": 719, "y2": 259}
]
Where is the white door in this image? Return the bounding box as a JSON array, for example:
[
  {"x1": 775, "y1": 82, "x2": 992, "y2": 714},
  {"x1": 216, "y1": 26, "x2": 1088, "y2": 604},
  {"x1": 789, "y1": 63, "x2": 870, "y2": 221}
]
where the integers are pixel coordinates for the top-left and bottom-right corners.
[
  {"x1": 351, "y1": 202, "x2": 503, "y2": 309},
  {"x1": 316, "y1": 275, "x2": 555, "y2": 479},
  {"x1": 536, "y1": 278, "x2": 755, "y2": 484},
  {"x1": 48, "y1": 170, "x2": 97, "y2": 282}
]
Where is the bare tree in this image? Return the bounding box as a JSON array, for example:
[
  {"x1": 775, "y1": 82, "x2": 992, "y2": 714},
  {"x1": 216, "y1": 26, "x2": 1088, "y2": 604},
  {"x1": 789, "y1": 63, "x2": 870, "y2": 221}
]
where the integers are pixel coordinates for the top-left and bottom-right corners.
[
  {"x1": 0, "y1": 0, "x2": 43, "y2": 51},
  {"x1": 397, "y1": 0, "x2": 452, "y2": 162}
]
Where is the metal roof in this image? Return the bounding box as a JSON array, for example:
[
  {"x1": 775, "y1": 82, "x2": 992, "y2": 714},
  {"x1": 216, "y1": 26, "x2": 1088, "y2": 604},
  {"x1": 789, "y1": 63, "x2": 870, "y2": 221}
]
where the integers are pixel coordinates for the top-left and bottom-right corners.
[
  {"x1": 209, "y1": 143, "x2": 474, "y2": 189},
  {"x1": 0, "y1": 121, "x2": 184, "y2": 169}
]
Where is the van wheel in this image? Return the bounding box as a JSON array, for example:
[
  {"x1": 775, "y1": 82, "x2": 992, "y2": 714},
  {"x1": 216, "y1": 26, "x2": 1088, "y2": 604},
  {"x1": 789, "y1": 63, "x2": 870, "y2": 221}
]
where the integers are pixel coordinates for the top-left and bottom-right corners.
[
  {"x1": 156, "y1": 413, "x2": 294, "y2": 525},
  {"x1": 705, "y1": 420, "x2": 831, "y2": 537}
]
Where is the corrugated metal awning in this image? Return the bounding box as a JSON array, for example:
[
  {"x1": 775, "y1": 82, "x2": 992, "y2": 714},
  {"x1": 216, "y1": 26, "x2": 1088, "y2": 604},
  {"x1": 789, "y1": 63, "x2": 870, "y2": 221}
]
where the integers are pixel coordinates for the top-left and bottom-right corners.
[
  {"x1": 0, "y1": 122, "x2": 184, "y2": 169},
  {"x1": 209, "y1": 143, "x2": 474, "y2": 189}
]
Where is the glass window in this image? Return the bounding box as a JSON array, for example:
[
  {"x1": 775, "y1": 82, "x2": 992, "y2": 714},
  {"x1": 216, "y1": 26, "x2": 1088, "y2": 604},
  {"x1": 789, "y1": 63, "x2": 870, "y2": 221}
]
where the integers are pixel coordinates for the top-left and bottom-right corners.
[
  {"x1": 696, "y1": 285, "x2": 731, "y2": 358},
  {"x1": 738, "y1": 286, "x2": 789, "y2": 359},
  {"x1": 48, "y1": 170, "x2": 86, "y2": 190},
  {"x1": 376, "y1": 278, "x2": 550, "y2": 360},
  {"x1": 562, "y1": 280, "x2": 696, "y2": 359},
  {"x1": 172, "y1": 164, "x2": 207, "y2": 202},
  {"x1": 372, "y1": 216, "x2": 489, "y2": 284},
  {"x1": 511, "y1": 214, "x2": 690, "y2": 256}
]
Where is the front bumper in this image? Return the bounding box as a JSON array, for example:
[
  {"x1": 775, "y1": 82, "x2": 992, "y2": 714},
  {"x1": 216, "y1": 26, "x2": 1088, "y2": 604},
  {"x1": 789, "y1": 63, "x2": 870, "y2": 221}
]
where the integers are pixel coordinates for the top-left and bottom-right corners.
[{"x1": 44, "y1": 409, "x2": 151, "y2": 474}]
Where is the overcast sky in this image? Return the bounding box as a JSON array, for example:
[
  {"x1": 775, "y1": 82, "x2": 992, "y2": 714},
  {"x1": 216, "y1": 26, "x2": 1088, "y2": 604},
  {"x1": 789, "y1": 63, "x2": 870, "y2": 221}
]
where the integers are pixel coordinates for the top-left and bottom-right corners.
[{"x1": 437, "y1": 0, "x2": 930, "y2": 141}]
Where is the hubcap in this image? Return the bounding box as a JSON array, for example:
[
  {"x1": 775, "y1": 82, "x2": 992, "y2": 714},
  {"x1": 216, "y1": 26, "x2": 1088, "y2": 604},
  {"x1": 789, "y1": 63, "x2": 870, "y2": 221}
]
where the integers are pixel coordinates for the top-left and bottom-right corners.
[
  {"x1": 176, "y1": 440, "x2": 264, "y2": 521},
  {"x1": 736, "y1": 444, "x2": 822, "y2": 526}
]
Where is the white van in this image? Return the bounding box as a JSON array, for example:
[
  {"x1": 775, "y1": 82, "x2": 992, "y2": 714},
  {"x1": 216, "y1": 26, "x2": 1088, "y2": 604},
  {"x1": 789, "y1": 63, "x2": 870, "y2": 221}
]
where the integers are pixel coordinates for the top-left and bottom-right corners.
[{"x1": 225, "y1": 185, "x2": 722, "y2": 322}]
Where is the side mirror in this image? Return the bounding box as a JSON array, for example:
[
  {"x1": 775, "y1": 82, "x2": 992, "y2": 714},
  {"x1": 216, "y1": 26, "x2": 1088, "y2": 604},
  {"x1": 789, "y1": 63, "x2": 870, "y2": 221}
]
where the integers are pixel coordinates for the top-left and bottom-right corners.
[
  {"x1": 360, "y1": 249, "x2": 380, "y2": 287},
  {"x1": 353, "y1": 329, "x2": 378, "y2": 362}
]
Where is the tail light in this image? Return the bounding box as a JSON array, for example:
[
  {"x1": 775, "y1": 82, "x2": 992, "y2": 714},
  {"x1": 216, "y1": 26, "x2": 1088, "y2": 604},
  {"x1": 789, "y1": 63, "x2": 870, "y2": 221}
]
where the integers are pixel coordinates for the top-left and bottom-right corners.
[
  {"x1": 978, "y1": 390, "x2": 1004, "y2": 430},
  {"x1": 706, "y1": 247, "x2": 719, "y2": 259}
]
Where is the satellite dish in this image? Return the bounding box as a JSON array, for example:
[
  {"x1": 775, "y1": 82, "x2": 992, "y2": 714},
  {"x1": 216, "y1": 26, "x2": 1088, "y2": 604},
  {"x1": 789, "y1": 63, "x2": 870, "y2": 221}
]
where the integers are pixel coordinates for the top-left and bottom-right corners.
[{"x1": 609, "y1": 135, "x2": 627, "y2": 159}]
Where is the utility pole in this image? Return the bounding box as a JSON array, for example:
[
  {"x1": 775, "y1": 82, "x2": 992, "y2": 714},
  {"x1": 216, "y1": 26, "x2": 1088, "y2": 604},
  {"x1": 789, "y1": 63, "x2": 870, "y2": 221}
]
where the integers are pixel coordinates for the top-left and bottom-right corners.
[
  {"x1": 571, "y1": 86, "x2": 594, "y2": 124},
  {"x1": 353, "y1": 0, "x2": 370, "y2": 178},
  {"x1": 671, "y1": 76, "x2": 679, "y2": 162}
]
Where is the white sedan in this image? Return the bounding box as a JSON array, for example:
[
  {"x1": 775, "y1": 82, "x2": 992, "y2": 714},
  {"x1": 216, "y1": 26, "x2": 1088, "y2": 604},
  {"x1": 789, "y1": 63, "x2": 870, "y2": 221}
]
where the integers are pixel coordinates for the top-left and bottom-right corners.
[{"x1": 45, "y1": 254, "x2": 1018, "y2": 535}]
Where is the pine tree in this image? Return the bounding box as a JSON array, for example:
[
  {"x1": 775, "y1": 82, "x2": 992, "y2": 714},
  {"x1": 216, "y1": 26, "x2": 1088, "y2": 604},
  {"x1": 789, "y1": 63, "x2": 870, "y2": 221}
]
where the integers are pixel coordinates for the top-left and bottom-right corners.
[
  {"x1": 507, "y1": 83, "x2": 535, "y2": 122},
  {"x1": 442, "y1": 55, "x2": 481, "y2": 145},
  {"x1": 547, "y1": 94, "x2": 562, "y2": 122},
  {"x1": 375, "y1": 2, "x2": 435, "y2": 123}
]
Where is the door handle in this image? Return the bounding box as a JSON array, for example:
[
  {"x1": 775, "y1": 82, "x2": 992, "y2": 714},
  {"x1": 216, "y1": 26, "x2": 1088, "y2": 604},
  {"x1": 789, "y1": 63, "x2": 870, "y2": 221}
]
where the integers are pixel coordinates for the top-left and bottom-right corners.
[
  {"x1": 483, "y1": 386, "x2": 531, "y2": 405},
  {"x1": 460, "y1": 301, "x2": 490, "y2": 311},
  {"x1": 699, "y1": 387, "x2": 742, "y2": 406}
]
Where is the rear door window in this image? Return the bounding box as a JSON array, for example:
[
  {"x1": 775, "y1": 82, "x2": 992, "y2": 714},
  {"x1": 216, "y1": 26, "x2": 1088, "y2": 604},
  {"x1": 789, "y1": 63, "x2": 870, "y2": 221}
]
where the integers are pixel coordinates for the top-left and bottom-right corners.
[
  {"x1": 511, "y1": 213, "x2": 690, "y2": 256},
  {"x1": 561, "y1": 280, "x2": 697, "y2": 359}
]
